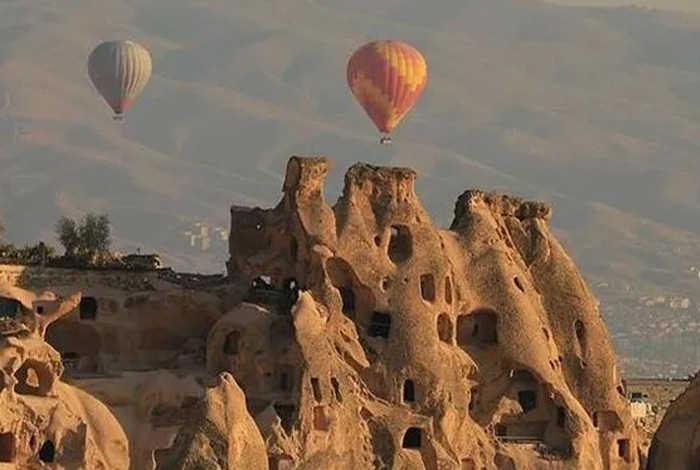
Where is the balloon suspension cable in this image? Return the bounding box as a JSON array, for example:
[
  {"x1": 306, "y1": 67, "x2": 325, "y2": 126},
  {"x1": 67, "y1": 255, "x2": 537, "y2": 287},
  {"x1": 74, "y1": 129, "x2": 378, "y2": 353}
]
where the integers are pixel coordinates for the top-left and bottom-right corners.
[{"x1": 380, "y1": 135, "x2": 393, "y2": 145}]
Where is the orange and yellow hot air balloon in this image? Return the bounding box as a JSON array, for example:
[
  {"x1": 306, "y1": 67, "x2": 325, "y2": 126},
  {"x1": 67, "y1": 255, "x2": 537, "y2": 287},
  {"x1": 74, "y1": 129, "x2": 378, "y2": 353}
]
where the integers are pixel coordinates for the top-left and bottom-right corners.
[{"x1": 347, "y1": 40, "x2": 427, "y2": 144}]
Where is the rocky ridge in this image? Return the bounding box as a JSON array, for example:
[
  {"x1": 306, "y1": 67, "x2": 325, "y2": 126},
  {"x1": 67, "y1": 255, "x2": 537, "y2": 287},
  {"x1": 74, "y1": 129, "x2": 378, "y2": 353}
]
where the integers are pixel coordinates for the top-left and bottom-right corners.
[{"x1": 0, "y1": 156, "x2": 642, "y2": 469}]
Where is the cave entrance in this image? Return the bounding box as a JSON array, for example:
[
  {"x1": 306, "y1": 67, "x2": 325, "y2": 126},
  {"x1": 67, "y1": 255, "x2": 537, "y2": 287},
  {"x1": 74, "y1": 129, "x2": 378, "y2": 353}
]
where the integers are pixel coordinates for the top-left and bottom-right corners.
[
  {"x1": 368, "y1": 312, "x2": 391, "y2": 339},
  {"x1": 61, "y1": 352, "x2": 80, "y2": 372},
  {"x1": 512, "y1": 370, "x2": 538, "y2": 413},
  {"x1": 273, "y1": 403, "x2": 296, "y2": 434},
  {"x1": 495, "y1": 370, "x2": 549, "y2": 442},
  {"x1": 45, "y1": 322, "x2": 101, "y2": 374},
  {"x1": 437, "y1": 313, "x2": 453, "y2": 344},
  {"x1": 593, "y1": 410, "x2": 621, "y2": 432},
  {"x1": 311, "y1": 377, "x2": 322, "y2": 402},
  {"x1": 313, "y1": 406, "x2": 329, "y2": 431},
  {"x1": 0, "y1": 432, "x2": 15, "y2": 462},
  {"x1": 327, "y1": 257, "x2": 360, "y2": 320},
  {"x1": 461, "y1": 458, "x2": 476, "y2": 470},
  {"x1": 388, "y1": 225, "x2": 412, "y2": 263},
  {"x1": 331, "y1": 377, "x2": 342, "y2": 402},
  {"x1": 14, "y1": 360, "x2": 53, "y2": 396},
  {"x1": 39, "y1": 440, "x2": 55, "y2": 463},
  {"x1": 0, "y1": 297, "x2": 21, "y2": 319},
  {"x1": 495, "y1": 424, "x2": 507, "y2": 437},
  {"x1": 457, "y1": 308, "x2": 497, "y2": 347},
  {"x1": 403, "y1": 379, "x2": 415, "y2": 403},
  {"x1": 339, "y1": 287, "x2": 355, "y2": 319},
  {"x1": 557, "y1": 407, "x2": 566, "y2": 428},
  {"x1": 420, "y1": 274, "x2": 436, "y2": 302},
  {"x1": 517, "y1": 390, "x2": 537, "y2": 413},
  {"x1": 276, "y1": 364, "x2": 295, "y2": 393},
  {"x1": 33, "y1": 300, "x2": 55, "y2": 316},
  {"x1": 402, "y1": 428, "x2": 422, "y2": 449},
  {"x1": 79, "y1": 297, "x2": 98, "y2": 320},
  {"x1": 445, "y1": 276, "x2": 453, "y2": 304},
  {"x1": 618, "y1": 439, "x2": 630, "y2": 461},
  {"x1": 268, "y1": 454, "x2": 294, "y2": 470}
]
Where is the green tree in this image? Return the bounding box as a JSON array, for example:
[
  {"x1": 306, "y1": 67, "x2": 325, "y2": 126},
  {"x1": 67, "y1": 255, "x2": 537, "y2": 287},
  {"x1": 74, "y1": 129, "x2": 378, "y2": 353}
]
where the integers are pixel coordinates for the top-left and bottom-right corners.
[
  {"x1": 55, "y1": 217, "x2": 79, "y2": 258},
  {"x1": 55, "y1": 213, "x2": 112, "y2": 264},
  {"x1": 79, "y1": 213, "x2": 111, "y2": 263},
  {"x1": 16, "y1": 242, "x2": 56, "y2": 265}
]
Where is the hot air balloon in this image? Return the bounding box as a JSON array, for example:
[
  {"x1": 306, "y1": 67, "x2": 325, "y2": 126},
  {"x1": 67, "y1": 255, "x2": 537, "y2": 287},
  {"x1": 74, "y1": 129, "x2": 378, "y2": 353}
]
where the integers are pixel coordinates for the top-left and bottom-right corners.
[
  {"x1": 87, "y1": 40, "x2": 153, "y2": 120},
  {"x1": 347, "y1": 40, "x2": 427, "y2": 144}
]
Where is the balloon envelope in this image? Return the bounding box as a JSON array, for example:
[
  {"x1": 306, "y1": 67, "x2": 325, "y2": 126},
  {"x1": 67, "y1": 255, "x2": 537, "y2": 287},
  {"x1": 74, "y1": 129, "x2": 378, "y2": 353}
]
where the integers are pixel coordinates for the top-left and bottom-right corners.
[
  {"x1": 347, "y1": 40, "x2": 427, "y2": 137},
  {"x1": 87, "y1": 40, "x2": 153, "y2": 117}
]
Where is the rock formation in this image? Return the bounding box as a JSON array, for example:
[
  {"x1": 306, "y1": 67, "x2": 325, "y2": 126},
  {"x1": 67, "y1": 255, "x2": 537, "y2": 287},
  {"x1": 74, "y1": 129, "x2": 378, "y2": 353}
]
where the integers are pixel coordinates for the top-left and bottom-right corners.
[
  {"x1": 153, "y1": 372, "x2": 269, "y2": 470},
  {"x1": 207, "y1": 156, "x2": 642, "y2": 469},
  {"x1": 0, "y1": 291, "x2": 129, "y2": 469},
  {"x1": 645, "y1": 373, "x2": 700, "y2": 470},
  {"x1": 0, "y1": 156, "x2": 643, "y2": 470},
  {"x1": 0, "y1": 266, "x2": 224, "y2": 374}
]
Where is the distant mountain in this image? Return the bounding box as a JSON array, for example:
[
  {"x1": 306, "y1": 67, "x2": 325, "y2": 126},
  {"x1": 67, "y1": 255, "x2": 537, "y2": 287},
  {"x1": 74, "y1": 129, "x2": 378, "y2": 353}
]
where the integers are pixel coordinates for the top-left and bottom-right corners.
[
  {"x1": 545, "y1": 0, "x2": 700, "y2": 12},
  {"x1": 2, "y1": 0, "x2": 700, "y2": 375}
]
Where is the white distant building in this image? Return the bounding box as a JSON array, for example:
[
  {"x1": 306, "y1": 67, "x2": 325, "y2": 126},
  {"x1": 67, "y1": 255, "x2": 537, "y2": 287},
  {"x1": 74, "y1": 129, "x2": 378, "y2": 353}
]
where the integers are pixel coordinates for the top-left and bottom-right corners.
[
  {"x1": 182, "y1": 222, "x2": 229, "y2": 251},
  {"x1": 629, "y1": 392, "x2": 652, "y2": 420},
  {"x1": 214, "y1": 227, "x2": 229, "y2": 241},
  {"x1": 630, "y1": 402, "x2": 651, "y2": 419}
]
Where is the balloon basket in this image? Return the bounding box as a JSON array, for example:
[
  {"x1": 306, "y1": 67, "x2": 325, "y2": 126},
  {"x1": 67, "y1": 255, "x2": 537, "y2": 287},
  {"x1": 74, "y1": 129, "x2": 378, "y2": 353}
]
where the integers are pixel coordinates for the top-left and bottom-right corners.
[
  {"x1": 380, "y1": 136, "x2": 393, "y2": 145},
  {"x1": 113, "y1": 115, "x2": 125, "y2": 122}
]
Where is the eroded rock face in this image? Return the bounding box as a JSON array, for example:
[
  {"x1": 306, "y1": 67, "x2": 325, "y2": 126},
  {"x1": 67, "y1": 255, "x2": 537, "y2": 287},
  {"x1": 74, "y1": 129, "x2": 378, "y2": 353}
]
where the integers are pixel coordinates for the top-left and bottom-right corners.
[
  {"x1": 0, "y1": 271, "x2": 223, "y2": 374},
  {"x1": 0, "y1": 156, "x2": 641, "y2": 470},
  {"x1": 153, "y1": 372, "x2": 269, "y2": 470},
  {"x1": 128, "y1": 371, "x2": 205, "y2": 470},
  {"x1": 645, "y1": 373, "x2": 700, "y2": 470},
  {"x1": 0, "y1": 322, "x2": 129, "y2": 469},
  {"x1": 213, "y1": 156, "x2": 641, "y2": 470}
]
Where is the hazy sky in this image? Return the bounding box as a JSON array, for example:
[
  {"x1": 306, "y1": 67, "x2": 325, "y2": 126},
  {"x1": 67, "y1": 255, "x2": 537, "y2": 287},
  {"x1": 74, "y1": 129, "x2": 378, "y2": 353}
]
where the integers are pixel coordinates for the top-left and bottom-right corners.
[{"x1": 545, "y1": 0, "x2": 700, "y2": 11}]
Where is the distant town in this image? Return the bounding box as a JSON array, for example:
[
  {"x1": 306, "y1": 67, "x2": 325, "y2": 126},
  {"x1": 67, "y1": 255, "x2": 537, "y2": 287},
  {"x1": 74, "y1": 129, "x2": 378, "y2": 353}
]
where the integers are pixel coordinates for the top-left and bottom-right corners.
[
  {"x1": 597, "y1": 283, "x2": 700, "y2": 379},
  {"x1": 182, "y1": 222, "x2": 229, "y2": 251}
]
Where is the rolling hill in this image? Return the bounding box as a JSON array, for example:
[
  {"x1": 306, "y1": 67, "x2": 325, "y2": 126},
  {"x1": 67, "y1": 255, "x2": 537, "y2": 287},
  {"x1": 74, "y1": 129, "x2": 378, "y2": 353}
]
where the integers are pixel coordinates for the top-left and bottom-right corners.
[{"x1": 2, "y1": 0, "x2": 700, "y2": 375}]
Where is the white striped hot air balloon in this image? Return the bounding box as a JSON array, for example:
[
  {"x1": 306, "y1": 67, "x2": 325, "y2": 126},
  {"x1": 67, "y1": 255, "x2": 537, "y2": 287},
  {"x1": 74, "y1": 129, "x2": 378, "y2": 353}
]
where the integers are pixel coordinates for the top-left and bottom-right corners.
[{"x1": 87, "y1": 40, "x2": 153, "y2": 120}]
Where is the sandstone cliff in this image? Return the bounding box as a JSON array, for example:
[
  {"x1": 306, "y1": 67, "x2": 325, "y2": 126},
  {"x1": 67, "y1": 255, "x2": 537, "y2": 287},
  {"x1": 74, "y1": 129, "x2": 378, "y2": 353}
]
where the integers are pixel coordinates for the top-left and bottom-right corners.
[
  {"x1": 645, "y1": 373, "x2": 700, "y2": 470},
  {"x1": 0, "y1": 315, "x2": 129, "y2": 469},
  {"x1": 153, "y1": 372, "x2": 269, "y2": 470},
  {"x1": 0, "y1": 266, "x2": 224, "y2": 374},
  {"x1": 0, "y1": 156, "x2": 642, "y2": 470},
  {"x1": 207, "y1": 156, "x2": 641, "y2": 469}
]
